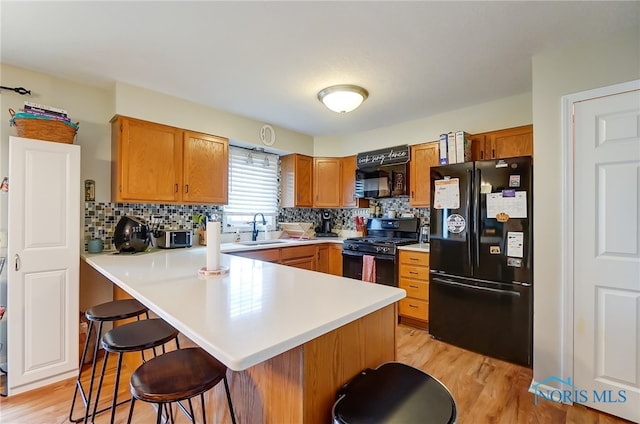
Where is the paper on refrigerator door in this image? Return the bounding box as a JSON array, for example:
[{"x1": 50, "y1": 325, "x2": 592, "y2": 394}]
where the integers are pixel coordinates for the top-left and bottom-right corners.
[
  {"x1": 507, "y1": 232, "x2": 524, "y2": 258},
  {"x1": 433, "y1": 178, "x2": 460, "y2": 209},
  {"x1": 486, "y1": 191, "x2": 527, "y2": 218}
]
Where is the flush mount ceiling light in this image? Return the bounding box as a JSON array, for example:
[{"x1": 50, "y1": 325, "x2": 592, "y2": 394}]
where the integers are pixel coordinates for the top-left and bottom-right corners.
[{"x1": 317, "y1": 84, "x2": 369, "y2": 113}]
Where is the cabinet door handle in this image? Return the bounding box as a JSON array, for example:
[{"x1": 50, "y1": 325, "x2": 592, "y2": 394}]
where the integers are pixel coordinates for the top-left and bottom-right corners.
[
  {"x1": 409, "y1": 271, "x2": 419, "y2": 275},
  {"x1": 409, "y1": 257, "x2": 419, "y2": 261},
  {"x1": 185, "y1": 184, "x2": 189, "y2": 193},
  {"x1": 409, "y1": 304, "x2": 419, "y2": 309},
  {"x1": 14, "y1": 254, "x2": 20, "y2": 271},
  {"x1": 411, "y1": 191, "x2": 414, "y2": 199},
  {"x1": 175, "y1": 184, "x2": 179, "y2": 193},
  {"x1": 492, "y1": 148, "x2": 495, "y2": 158},
  {"x1": 409, "y1": 285, "x2": 419, "y2": 289}
]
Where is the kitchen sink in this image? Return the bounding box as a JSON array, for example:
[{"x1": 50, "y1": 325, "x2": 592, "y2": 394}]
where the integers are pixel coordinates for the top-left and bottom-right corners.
[{"x1": 238, "y1": 240, "x2": 286, "y2": 246}]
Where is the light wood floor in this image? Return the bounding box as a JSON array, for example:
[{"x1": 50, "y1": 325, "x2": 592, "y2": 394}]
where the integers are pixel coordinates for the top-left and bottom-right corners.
[{"x1": 0, "y1": 324, "x2": 633, "y2": 423}]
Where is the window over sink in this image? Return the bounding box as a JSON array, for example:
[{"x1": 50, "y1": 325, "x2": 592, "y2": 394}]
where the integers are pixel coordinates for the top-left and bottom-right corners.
[{"x1": 223, "y1": 146, "x2": 278, "y2": 232}]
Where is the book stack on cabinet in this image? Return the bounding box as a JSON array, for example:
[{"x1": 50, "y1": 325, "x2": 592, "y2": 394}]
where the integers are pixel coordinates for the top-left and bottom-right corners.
[
  {"x1": 9, "y1": 101, "x2": 78, "y2": 144},
  {"x1": 438, "y1": 131, "x2": 471, "y2": 165}
]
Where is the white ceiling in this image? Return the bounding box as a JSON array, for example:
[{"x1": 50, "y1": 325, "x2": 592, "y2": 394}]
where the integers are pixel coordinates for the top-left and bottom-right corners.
[{"x1": 1, "y1": 1, "x2": 638, "y2": 137}]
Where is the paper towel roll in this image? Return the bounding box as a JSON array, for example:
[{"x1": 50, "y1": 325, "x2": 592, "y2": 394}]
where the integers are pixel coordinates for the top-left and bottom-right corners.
[{"x1": 206, "y1": 221, "x2": 220, "y2": 271}]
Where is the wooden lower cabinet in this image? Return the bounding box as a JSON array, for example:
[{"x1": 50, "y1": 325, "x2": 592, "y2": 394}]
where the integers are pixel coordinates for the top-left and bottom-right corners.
[
  {"x1": 229, "y1": 243, "x2": 343, "y2": 275},
  {"x1": 231, "y1": 248, "x2": 280, "y2": 263},
  {"x1": 211, "y1": 304, "x2": 397, "y2": 423},
  {"x1": 316, "y1": 245, "x2": 329, "y2": 273},
  {"x1": 280, "y1": 245, "x2": 317, "y2": 270},
  {"x1": 398, "y1": 250, "x2": 429, "y2": 329},
  {"x1": 328, "y1": 244, "x2": 343, "y2": 276}
]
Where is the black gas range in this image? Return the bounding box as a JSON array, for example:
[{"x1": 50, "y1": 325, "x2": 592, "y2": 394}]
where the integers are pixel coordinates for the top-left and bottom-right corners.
[
  {"x1": 342, "y1": 218, "x2": 420, "y2": 286},
  {"x1": 343, "y1": 236, "x2": 419, "y2": 256}
]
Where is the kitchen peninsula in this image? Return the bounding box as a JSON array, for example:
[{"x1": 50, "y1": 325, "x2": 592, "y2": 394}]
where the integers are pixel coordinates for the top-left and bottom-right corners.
[{"x1": 84, "y1": 247, "x2": 404, "y2": 423}]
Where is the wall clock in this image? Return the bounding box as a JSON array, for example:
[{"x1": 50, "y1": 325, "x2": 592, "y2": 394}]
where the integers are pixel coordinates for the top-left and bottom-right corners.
[{"x1": 260, "y1": 124, "x2": 276, "y2": 146}]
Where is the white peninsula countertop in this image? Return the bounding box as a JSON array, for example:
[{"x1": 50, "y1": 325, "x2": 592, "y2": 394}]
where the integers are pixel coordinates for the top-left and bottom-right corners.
[{"x1": 84, "y1": 247, "x2": 405, "y2": 371}]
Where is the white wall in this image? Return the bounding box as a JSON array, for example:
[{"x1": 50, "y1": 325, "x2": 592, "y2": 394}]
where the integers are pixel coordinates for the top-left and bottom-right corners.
[
  {"x1": 313, "y1": 92, "x2": 532, "y2": 156},
  {"x1": 0, "y1": 64, "x2": 114, "y2": 211},
  {"x1": 531, "y1": 27, "x2": 640, "y2": 384},
  {"x1": 0, "y1": 68, "x2": 315, "y2": 209},
  {"x1": 114, "y1": 82, "x2": 314, "y2": 156}
]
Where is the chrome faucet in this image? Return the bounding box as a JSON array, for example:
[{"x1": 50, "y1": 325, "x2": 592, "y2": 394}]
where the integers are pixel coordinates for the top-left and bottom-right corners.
[{"x1": 252, "y1": 213, "x2": 266, "y2": 241}]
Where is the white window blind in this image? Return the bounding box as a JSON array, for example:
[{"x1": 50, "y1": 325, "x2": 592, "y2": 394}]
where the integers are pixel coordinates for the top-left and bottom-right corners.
[{"x1": 223, "y1": 146, "x2": 278, "y2": 231}]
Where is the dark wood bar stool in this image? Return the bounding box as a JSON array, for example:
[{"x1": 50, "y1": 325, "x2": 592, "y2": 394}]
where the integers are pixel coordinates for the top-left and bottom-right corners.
[
  {"x1": 332, "y1": 362, "x2": 457, "y2": 423},
  {"x1": 90, "y1": 318, "x2": 180, "y2": 424},
  {"x1": 69, "y1": 299, "x2": 149, "y2": 423},
  {"x1": 127, "y1": 347, "x2": 237, "y2": 424}
]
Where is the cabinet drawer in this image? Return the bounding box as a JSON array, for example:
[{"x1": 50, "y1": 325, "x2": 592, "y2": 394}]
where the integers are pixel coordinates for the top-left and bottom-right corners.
[
  {"x1": 399, "y1": 265, "x2": 429, "y2": 281},
  {"x1": 398, "y1": 278, "x2": 428, "y2": 300},
  {"x1": 280, "y1": 245, "x2": 317, "y2": 260},
  {"x1": 399, "y1": 250, "x2": 429, "y2": 266},
  {"x1": 399, "y1": 298, "x2": 428, "y2": 321}
]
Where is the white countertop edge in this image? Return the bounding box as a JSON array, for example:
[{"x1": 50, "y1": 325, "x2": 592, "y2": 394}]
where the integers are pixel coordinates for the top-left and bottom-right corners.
[
  {"x1": 83, "y1": 253, "x2": 405, "y2": 371},
  {"x1": 397, "y1": 243, "x2": 430, "y2": 253}
]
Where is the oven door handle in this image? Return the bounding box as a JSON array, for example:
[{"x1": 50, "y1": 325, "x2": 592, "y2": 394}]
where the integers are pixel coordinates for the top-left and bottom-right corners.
[
  {"x1": 431, "y1": 277, "x2": 520, "y2": 297},
  {"x1": 341, "y1": 251, "x2": 396, "y2": 261}
]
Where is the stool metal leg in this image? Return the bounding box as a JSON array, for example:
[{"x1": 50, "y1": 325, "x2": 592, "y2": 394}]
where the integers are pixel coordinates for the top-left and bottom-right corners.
[
  {"x1": 223, "y1": 375, "x2": 237, "y2": 424},
  {"x1": 69, "y1": 319, "x2": 96, "y2": 422},
  {"x1": 200, "y1": 394, "x2": 207, "y2": 424},
  {"x1": 91, "y1": 350, "x2": 129, "y2": 424},
  {"x1": 69, "y1": 320, "x2": 105, "y2": 423},
  {"x1": 126, "y1": 397, "x2": 136, "y2": 424}
]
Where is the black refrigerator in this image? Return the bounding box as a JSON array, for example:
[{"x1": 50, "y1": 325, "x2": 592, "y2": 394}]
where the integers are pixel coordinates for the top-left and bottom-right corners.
[{"x1": 429, "y1": 156, "x2": 533, "y2": 366}]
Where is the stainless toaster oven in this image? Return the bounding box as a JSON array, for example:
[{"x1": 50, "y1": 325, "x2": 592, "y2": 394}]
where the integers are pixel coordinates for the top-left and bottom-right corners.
[{"x1": 156, "y1": 230, "x2": 192, "y2": 249}]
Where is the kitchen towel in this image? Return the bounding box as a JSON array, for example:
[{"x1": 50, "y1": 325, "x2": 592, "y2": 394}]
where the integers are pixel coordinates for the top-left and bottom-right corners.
[{"x1": 362, "y1": 255, "x2": 376, "y2": 283}]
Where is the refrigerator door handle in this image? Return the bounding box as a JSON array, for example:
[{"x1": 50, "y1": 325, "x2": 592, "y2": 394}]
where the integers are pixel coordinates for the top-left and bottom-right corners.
[
  {"x1": 467, "y1": 168, "x2": 473, "y2": 271},
  {"x1": 474, "y1": 168, "x2": 481, "y2": 269},
  {"x1": 432, "y1": 276, "x2": 521, "y2": 297}
]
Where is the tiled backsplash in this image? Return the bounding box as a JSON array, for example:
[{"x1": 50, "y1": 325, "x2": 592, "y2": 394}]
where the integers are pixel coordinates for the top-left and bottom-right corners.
[
  {"x1": 84, "y1": 198, "x2": 429, "y2": 251},
  {"x1": 84, "y1": 202, "x2": 221, "y2": 251}
]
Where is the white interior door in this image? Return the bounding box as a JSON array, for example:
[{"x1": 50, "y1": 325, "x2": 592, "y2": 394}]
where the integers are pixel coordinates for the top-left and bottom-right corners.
[
  {"x1": 7, "y1": 137, "x2": 80, "y2": 395},
  {"x1": 573, "y1": 87, "x2": 640, "y2": 422}
]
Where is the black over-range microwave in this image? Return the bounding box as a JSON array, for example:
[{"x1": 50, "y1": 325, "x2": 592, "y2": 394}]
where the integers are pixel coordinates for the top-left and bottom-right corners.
[{"x1": 355, "y1": 164, "x2": 408, "y2": 199}]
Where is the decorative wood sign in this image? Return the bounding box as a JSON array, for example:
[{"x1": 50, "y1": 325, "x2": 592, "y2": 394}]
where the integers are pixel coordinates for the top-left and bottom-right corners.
[{"x1": 356, "y1": 144, "x2": 410, "y2": 169}]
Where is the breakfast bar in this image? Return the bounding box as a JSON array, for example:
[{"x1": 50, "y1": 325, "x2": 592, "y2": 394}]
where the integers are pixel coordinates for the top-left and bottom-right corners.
[{"x1": 84, "y1": 247, "x2": 405, "y2": 423}]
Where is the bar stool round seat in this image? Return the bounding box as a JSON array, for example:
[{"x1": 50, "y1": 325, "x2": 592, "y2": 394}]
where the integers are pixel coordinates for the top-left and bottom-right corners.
[
  {"x1": 85, "y1": 298, "x2": 149, "y2": 322},
  {"x1": 91, "y1": 318, "x2": 180, "y2": 423},
  {"x1": 69, "y1": 299, "x2": 149, "y2": 423},
  {"x1": 332, "y1": 362, "x2": 457, "y2": 424},
  {"x1": 127, "y1": 347, "x2": 237, "y2": 424}
]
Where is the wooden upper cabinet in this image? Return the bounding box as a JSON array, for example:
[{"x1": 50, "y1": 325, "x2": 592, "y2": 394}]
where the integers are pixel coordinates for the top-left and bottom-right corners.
[
  {"x1": 341, "y1": 156, "x2": 357, "y2": 208},
  {"x1": 472, "y1": 125, "x2": 533, "y2": 160},
  {"x1": 313, "y1": 157, "x2": 341, "y2": 208},
  {"x1": 280, "y1": 154, "x2": 313, "y2": 208},
  {"x1": 182, "y1": 131, "x2": 228, "y2": 204},
  {"x1": 340, "y1": 156, "x2": 369, "y2": 209},
  {"x1": 112, "y1": 115, "x2": 183, "y2": 203},
  {"x1": 409, "y1": 142, "x2": 440, "y2": 207},
  {"x1": 111, "y1": 116, "x2": 229, "y2": 204}
]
